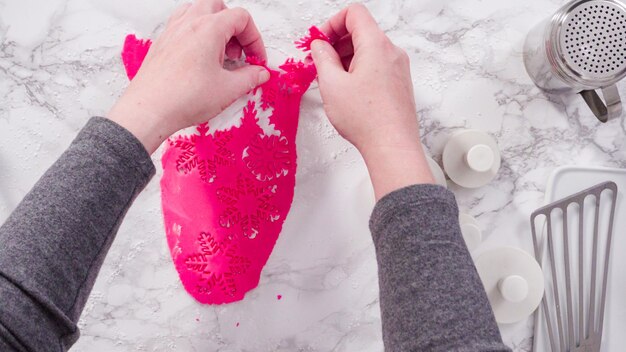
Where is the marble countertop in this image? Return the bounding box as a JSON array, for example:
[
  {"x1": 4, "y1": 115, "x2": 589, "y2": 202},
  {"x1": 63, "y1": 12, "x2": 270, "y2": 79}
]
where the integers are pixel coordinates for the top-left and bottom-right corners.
[{"x1": 2, "y1": 0, "x2": 626, "y2": 351}]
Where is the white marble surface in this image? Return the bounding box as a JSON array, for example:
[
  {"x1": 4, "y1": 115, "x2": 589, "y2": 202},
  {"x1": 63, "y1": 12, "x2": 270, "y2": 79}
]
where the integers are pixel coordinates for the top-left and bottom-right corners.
[{"x1": 2, "y1": 0, "x2": 626, "y2": 351}]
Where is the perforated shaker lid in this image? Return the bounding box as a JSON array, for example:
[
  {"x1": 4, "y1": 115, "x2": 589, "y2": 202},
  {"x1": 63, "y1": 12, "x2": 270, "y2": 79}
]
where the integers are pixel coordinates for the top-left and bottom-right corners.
[{"x1": 558, "y1": 0, "x2": 626, "y2": 85}]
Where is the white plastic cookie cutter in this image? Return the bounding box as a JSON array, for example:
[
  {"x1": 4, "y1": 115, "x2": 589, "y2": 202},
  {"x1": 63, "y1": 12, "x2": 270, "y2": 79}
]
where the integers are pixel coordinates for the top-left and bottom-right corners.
[
  {"x1": 474, "y1": 247, "x2": 545, "y2": 324},
  {"x1": 421, "y1": 143, "x2": 448, "y2": 188},
  {"x1": 442, "y1": 130, "x2": 501, "y2": 188},
  {"x1": 459, "y1": 213, "x2": 482, "y2": 252},
  {"x1": 426, "y1": 156, "x2": 447, "y2": 188}
]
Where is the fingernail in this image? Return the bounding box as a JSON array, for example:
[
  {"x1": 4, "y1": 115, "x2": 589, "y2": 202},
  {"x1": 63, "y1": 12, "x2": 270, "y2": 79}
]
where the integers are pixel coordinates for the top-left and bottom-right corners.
[{"x1": 259, "y1": 69, "x2": 270, "y2": 84}]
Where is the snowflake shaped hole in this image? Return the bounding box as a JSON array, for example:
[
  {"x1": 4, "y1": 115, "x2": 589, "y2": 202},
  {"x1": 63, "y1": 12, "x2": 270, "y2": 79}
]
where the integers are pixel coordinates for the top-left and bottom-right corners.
[
  {"x1": 216, "y1": 176, "x2": 280, "y2": 239},
  {"x1": 243, "y1": 134, "x2": 292, "y2": 182},
  {"x1": 184, "y1": 232, "x2": 252, "y2": 298}
]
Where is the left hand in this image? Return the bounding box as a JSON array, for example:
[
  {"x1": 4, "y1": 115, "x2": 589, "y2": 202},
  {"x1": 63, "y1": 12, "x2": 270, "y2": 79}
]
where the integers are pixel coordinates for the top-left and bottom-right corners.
[{"x1": 108, "y1": 0, "x2": 270, "y2": 154}]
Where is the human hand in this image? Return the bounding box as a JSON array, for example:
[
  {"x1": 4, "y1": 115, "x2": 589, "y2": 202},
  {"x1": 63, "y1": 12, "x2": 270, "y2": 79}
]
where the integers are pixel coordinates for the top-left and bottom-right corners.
[
  {"x1": 108, "y1": 0, "x2": 270, "y2": 154},
  {"x1": 311, "y1": 4, "x2": 434, "y2": 200}
]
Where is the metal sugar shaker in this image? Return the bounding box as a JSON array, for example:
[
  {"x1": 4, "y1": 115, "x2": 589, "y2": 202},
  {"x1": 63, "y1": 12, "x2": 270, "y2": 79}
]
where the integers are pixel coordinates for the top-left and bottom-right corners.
[{"x1": 524, "y1": 0, "x2": 626, "y2": 122}]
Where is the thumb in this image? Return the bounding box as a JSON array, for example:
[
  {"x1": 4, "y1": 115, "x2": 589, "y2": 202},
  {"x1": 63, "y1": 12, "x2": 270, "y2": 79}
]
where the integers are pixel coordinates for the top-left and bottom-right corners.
[
  {"x1": 310, "y1": 40, "x2": 343, "y2": 79},
  {"x1": 226, "y1": 65, "x2": 271, "y2": 98}
]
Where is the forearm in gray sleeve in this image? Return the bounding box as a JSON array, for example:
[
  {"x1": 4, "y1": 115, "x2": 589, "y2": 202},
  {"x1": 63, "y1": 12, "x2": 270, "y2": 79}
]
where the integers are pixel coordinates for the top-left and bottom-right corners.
[
  {"x1": 0, "y1": 117, "x2": 155, "y2": 352},
  {"x1": 369, "y1": 184, "x2": 511, "y2": 352}
]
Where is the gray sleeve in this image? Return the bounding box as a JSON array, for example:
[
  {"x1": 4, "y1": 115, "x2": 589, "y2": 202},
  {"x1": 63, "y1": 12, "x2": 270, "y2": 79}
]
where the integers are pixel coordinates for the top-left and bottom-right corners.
[
  {"x1": 0, "y1": 117, "x2": 155, "y2": 352},
  {"x1": 369, "y1": 184, "x2": 511, "y2": 352}
]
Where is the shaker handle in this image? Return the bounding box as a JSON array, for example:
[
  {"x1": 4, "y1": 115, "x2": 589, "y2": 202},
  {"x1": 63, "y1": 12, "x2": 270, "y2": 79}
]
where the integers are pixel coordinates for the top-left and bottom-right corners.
[{"x1": 580, "y1": 85, "x2": 622, "y2": 123}]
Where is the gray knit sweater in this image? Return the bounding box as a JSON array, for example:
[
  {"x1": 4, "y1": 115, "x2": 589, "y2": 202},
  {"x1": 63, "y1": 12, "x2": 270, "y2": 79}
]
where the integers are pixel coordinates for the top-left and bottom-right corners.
[{"x1": 0, "y1": 117, "x2": 509, "y2": 351}]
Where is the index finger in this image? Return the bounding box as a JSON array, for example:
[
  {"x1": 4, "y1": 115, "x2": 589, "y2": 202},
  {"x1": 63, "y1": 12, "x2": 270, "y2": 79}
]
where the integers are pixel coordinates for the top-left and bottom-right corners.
[
  {"x1": 215, "y1": 7, "x2": 267, "y2": 62},
  {"x1": 319, "y1": 4, "x2": 382, "y2": 46}
]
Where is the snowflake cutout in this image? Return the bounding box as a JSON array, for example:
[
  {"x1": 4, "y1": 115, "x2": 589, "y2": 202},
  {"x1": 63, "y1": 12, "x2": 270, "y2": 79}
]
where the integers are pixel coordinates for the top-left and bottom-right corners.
[
  {"x1": 279, "y1": 59, "x2": 319, "y2": 95},
  {"x1": 216, "y1": 176, "x2": 280, "y2": 239},
  {"x1": 243, "y1": 134, "x2": 291, "y2": 181},
  {"x1": 170, "y1": 124, "x2": 235, "y2": 183},
  {"x1": 184, "y1": 232, "x2": 251, "y2": 298}
]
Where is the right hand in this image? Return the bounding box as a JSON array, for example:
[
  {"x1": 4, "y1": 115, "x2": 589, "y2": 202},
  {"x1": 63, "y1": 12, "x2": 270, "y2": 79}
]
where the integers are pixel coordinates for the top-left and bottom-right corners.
[{"x1": 311, "y1": 4, "x2": 434, "y2": 200}]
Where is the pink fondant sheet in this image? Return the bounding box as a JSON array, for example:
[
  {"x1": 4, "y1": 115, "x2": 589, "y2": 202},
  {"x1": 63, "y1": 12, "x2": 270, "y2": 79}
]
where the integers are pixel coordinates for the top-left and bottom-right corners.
[{"x1": 121, "y1": 28, "x2": 327, "y2": 304}]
